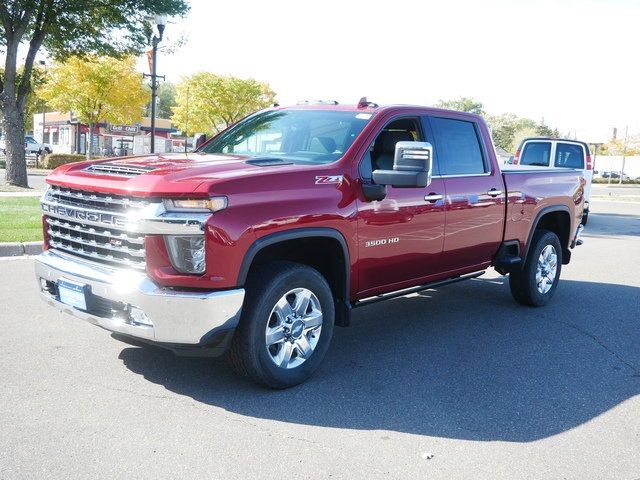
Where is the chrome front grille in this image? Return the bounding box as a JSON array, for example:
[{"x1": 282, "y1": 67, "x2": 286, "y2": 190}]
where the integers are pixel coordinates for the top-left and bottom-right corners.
[
  {"x1": 48, "y1": 185, "x2": 150, "y2": 212},
  {"x1": 42, "y1": 186, "x2": 152, "y2": 270}
]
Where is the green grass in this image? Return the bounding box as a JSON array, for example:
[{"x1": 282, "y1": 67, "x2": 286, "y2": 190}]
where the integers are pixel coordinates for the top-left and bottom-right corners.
[{"x1": 0, "y1": 197, "x2": 43, "y2": 242}]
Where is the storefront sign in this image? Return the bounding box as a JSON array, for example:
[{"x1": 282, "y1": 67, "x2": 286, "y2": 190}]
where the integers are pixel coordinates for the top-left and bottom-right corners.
[{"x1": 108, "y1": 124, "x2": 140, "y2": 134}]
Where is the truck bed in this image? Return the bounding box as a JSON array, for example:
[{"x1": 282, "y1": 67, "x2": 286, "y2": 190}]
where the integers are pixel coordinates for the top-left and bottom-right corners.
[{"x1": 501, "y1": 168, "x2": 584, "y2": 255}]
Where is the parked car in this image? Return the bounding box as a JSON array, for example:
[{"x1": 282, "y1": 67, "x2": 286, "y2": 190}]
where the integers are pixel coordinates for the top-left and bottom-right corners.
[
  {"x1": 511, "y1": 137, "x2": 592, "y2": 225},
  {"x1": 601, "y1": 171, "x2": 630, "y2": 181},
  {"x1": 35, "y1": 101, "x2": 585, "y2": 388},
  {"x1": 24, "y1": 135, "x2": 52, "y2": 156},
  {"x1": 0, "y1": 137, "x2": 5, "y2": 155}
]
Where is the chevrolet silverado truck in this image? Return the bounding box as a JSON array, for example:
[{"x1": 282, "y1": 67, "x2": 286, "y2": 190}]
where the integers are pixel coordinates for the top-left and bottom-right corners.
[{"x1": 35, "y1": 100, "x2": 585, "y2": 388}]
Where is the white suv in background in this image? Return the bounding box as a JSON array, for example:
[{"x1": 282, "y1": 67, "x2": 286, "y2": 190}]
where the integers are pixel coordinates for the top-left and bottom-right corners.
[
  {"x1": 24, "y1": 135, "x2": 53, "y2": 156},
  {"x1": 511, "y1": 137, "x2": 593, "y2": 225}
]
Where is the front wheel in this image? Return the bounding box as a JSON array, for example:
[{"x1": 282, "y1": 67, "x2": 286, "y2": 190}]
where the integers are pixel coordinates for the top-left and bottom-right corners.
[
  {"x1": 509, "y1": 230, "x2": 562, "y2": 307},
  {"x1": 228, "y1": 261, "x2": 335, "y2": 389}
]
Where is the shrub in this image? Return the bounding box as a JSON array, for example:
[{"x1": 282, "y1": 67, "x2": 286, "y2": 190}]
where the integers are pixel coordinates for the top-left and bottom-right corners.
[
  {"x1": 592, "y1": 177, "x2": 640, "y2": 184},
  {"x1": 44, "y1": 153, "x2": 87, "y2": 169}
]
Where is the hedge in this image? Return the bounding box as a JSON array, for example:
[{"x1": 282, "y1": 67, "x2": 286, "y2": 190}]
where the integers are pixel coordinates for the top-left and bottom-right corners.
[
  {"x1": 44, "y1": 153, "x2": 87, "y2": 169},
  {"x1": 592, "y1": 177, "x2": 640, "y2": 184}
]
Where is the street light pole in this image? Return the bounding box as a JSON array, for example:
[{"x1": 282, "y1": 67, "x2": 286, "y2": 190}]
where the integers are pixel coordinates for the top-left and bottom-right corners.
[{"x1": 145, "y1": 15, "x2": 166, "y2": 154}]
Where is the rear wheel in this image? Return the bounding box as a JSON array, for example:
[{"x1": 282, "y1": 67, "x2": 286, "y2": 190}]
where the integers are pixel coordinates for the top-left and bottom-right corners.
[
  {"x1": 509, "y1": 230, "x2": 562, "y2": 306},
  {"x1": 228, "y1": 261, "x2": 335, "y2": 389}
]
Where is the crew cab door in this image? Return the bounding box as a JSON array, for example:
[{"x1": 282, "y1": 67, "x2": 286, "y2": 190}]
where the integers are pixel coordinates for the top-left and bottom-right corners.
[
  {"x1": 356, "y1": 116, "x2": 446, "y2": 295},
  {"x1": 427, "y1": 115, "x2": 505, "y2": 271}
]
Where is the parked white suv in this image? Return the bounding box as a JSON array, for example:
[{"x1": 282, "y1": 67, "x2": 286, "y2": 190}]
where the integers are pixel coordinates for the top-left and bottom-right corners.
[
  {"x1": 24, "y1": 135, "x2": 53, "y2": 156},
  {"x1": 512, "y1": 137, "x2": 592, "y2": 225}
]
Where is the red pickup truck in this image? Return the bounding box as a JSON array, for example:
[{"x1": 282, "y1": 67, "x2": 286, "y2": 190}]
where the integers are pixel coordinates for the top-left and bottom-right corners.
[{"x1": 35, "y1": 100, "x2": 585, "y2": 388}]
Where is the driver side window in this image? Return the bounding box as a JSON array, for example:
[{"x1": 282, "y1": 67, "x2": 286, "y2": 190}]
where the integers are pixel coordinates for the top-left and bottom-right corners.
[{"x1": 359, "y1": 117, "x2": 422, "y2": 181}]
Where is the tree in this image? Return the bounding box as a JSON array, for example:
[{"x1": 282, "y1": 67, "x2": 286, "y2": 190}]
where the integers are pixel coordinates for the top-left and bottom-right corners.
[
  {"x1": 40, "y1": 56, "x2": 150, "y2": 159},
  {"x1": 145, "y1": 81, "x2": 176, "y2": 119},
  {"x1": 0, "y1": 0, "x2": 189, "y2": 187},
  {"x1": 0, "y1": 64, "x2": 49, "y2": 132},
  {"x1": 487, "y1": 113, "x2": 559, "y2": 152},
  {"x1": 599, "y1": 138, "x2": 639, "y2": 156},
  {"x1": 172, "y1": 73, "x2": 276, "y2": 136},
  {"x1": 435, "y1": 97, "x2": 485, "y2": 115}
]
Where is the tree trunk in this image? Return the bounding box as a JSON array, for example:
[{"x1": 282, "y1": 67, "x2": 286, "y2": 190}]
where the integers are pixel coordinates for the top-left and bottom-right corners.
[
  {"x1": 2, "y1": 102, "x2": 28, "y2": 188},
  {"x1": 86, "y1": 123, "x2": 93, "y2": 160}
]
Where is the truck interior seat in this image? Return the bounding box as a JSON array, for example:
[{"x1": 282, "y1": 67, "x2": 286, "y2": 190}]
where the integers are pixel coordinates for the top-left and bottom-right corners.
[{"x1": 372, "y1": 130, "x2": 414, "y2": 170}]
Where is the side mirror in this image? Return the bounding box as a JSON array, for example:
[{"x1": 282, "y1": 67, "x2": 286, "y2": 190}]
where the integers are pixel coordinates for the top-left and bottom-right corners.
[{"x1": 372, "y1": 141, "x2": 433, "y2": 188}]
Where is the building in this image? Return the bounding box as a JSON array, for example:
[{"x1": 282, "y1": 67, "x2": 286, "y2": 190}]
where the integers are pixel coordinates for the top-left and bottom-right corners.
[{"x1": 32, "y1": 111, "x2": 181, "y2": 156}]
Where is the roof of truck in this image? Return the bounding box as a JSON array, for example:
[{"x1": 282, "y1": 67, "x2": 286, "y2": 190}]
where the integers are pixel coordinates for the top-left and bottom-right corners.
[{"x1": 272, "y1": 102, "x2": 485, "y2": 122}]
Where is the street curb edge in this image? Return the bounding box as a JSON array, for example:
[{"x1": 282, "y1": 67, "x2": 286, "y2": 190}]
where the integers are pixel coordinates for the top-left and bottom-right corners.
[{"x1": 0, "y1": 241, "x2": 43, "y2": 257}]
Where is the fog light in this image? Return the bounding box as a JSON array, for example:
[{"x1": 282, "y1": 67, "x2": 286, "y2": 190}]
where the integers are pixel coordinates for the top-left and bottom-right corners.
[
  {"x1": 164, "y1": 235, "x2": 206, "y2": 274},
  {"x1": 129, "y1": 306, "x2": 153, "y2": 327}
]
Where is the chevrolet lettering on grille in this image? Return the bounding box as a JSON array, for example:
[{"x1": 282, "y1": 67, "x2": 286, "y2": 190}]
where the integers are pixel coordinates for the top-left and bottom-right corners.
[{"x1": 42, "y1": 203, "x2": 128, "y2": 228}]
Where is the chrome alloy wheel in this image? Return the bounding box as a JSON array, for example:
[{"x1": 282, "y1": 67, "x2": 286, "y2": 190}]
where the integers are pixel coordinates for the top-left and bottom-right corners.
[
  {"x1": 536, "y1": 244, "x2": 558, "y2": 294},
  {"x1": 265, "y1": 288, "x2": 323, "y2": 369}
]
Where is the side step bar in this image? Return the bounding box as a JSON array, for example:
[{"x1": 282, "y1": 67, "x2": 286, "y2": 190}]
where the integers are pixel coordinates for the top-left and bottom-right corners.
[{"x1": 353, "y1": 271, "x2": 485, "y2": 309}]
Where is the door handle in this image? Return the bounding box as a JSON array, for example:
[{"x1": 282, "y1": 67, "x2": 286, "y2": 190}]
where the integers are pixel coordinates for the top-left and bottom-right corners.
[
  {"x1": 424, "y1": 194, "x2": 443, "y2": 203},
  {"x1": 486, "y1": 189, "x2": 503, "y2": 197}
]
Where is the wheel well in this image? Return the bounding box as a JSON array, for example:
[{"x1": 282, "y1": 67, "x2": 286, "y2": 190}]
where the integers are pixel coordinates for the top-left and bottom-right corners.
[
  {"x1": 534, "y1": 210, "x2": 571, "y2": 263},
  {"x1": 245, "y1": 236, "x2": 350, "y2": 326}
]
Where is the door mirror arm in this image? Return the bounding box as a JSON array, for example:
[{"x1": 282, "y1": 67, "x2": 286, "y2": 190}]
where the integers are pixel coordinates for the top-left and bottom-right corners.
[{"x1": 361, "y1": 181, "x2": 387, "y2": 202}]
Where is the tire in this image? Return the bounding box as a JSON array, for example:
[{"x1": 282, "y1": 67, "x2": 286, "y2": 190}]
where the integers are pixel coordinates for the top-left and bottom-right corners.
[
  {"x1": 581, "y1": 208, "x2": 589, "y2": 226},
  {"x1": 509, "y1": 229, "x2": 562, "y2": 307},
  {"x1": 228, "y1": 261, "x2": 335, "y2": 389}
]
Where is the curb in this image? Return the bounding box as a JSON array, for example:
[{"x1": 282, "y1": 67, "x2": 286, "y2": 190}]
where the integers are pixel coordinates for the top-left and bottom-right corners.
[
  {"x1": 0, "y1": 191, "x2": 44, "y2": 197},
  {"x1": 0, "y1": 241, "x2": 42, "y2": 257}
]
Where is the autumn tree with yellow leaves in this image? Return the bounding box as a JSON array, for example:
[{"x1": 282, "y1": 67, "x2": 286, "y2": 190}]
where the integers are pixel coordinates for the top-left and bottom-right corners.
[
  {"x1": 172, "y1": 73, "x2": 276, "y2": 136},
  {"x1": 40, "y1": 56, "x2": 149, "y2": 159}
]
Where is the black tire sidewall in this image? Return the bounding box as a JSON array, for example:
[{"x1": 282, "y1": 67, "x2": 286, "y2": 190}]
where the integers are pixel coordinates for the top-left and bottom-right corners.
[{"x1": 243, "y1": 263, "x2": 335, "y2": 388}]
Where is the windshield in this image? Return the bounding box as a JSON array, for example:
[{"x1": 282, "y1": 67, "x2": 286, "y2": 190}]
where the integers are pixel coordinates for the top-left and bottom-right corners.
[{"x1": 199, "y1": 109, "x2": 372, "y2": 164}]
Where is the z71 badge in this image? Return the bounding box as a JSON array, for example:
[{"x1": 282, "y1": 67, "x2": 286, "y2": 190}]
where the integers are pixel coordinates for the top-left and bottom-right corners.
[{"x1": 315, "y1": 175, "x2": 343, "y2": 185}]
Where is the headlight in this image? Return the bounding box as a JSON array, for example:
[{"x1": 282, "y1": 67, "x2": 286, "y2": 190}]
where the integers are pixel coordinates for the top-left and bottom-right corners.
[
  {"x1": 165, "y1": 235, "x2": 206, "y2": 274},
  {"x1": 163, "y1": 197, "x2": 227, "y2": 213}
]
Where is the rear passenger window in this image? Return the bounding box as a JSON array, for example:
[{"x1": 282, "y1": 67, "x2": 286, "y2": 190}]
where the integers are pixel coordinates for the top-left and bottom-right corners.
[
  {"x1": 554, "y1": 143, "x2": 585, "y2": 169},
  {"x1": 520, "y1": 142, "x2": 551, "y2": 166},
  {"x1": 430, "y1": 117, "x2": 486, "y2": 175}
]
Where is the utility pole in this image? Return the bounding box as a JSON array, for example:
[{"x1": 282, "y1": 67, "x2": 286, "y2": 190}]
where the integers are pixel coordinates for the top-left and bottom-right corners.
[
  {"x1": 620, "y1": 126, "x2": 628, "y2": 185},
  {"x1": 143, "y1": 16, "x2": 166, "y2": 154}
]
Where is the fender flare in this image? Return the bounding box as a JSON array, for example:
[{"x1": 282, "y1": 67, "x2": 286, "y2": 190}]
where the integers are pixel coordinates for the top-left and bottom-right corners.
[
  {"x1": 523, "y1": 205, "x2": 572, "y2": 266},
  {"x1": 237, "y1": 227, "x2": 351, "y2": 302}
]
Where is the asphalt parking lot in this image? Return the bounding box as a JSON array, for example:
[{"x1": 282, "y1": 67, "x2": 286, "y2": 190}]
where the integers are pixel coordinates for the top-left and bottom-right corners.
[{"x1": 1, "y1": 200, "x2": 639, "y2": 479}]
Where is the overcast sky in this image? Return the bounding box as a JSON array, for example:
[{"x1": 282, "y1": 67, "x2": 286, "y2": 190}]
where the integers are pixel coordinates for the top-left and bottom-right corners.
[{"x1": 145, "y1": 0, "x2": 638, "y2": 142}]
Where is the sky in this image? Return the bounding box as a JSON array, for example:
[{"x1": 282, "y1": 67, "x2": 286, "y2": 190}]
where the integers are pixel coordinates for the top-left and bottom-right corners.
[{"x1": 142, "y1": 0, "x2": 639, "y2": 143}]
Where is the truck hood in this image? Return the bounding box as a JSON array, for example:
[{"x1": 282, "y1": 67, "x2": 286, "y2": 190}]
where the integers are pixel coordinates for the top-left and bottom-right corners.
[{"x1": 46, "y1": 152, "x2": 307, "y2": 197}]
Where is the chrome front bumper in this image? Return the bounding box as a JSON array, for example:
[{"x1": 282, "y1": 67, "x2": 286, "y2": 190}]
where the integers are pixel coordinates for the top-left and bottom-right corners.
[{"x1": 34, "y1": 250, "x2": 245, "y2": 345}]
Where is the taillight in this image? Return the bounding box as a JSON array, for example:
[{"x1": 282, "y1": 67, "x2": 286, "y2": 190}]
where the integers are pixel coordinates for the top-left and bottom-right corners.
[
  {"x1": 585, "y1": 154, "x2": 593, "y2": 170},
  {"x1": 513, "y1": 150, "x2": 520, "y2": 165}
]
